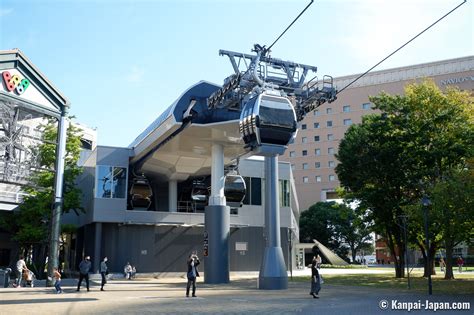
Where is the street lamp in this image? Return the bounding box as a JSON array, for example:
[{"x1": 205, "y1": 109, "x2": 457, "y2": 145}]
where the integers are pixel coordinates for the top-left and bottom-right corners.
[{"x1": 421, "y1": 196, "x2": 432, "y2": 295}]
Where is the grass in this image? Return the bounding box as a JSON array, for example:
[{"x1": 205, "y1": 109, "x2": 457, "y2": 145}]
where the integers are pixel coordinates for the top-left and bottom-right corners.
[{"x1": 292, "y1": 270, "x2": 474, "y2": 295}]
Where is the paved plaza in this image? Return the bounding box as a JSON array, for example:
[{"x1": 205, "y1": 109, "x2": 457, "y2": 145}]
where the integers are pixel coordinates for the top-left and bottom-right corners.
[{"x1": 1, "y1": 271, "x2": 472, "y2": 315}]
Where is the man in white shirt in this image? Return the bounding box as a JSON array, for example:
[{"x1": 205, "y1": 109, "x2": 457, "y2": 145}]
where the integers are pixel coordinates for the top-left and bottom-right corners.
[{"x1": 15, "y1": 255, "x2": 27, "y2": 287}]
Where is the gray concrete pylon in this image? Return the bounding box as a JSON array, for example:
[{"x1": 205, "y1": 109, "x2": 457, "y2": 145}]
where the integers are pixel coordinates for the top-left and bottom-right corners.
[
  {"x1": 259, "y1": 155, "x2": 288, "y2": 289},
  {"x1": 204, "y1": 143, "x2": 230, "y2": 283}
]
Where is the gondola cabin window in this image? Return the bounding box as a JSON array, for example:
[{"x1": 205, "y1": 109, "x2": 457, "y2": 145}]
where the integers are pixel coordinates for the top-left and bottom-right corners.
[{"x1": 96, "y1": 165, "x2": 127, "y2": 198}]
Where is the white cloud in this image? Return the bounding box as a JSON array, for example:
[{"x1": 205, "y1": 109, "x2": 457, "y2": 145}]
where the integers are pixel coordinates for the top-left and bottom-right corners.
[
  {"x1": 334, "y1": 1, "x2": 463, "y2": 65},
  {"x1": 126, "y1": 66, "x2": 145, "y2": 83},
  {"x1": 0, "y1": 8, "x2": 13, "y2": 17}
]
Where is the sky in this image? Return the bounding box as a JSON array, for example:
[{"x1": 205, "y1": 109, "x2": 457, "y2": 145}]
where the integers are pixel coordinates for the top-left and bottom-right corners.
[{"x1": 1, "y1": 0, "x2": 472, "y2": 147}]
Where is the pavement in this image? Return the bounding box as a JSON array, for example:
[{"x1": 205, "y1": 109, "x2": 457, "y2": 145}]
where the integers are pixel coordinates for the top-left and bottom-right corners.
[{"x1": 0, "y1": 270, "x2": 472, "y2": 315}]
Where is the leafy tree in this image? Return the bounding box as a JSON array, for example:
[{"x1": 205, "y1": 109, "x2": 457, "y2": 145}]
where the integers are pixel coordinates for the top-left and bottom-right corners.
[
  {"x1": 0, "y1": 118, "x2": 83, "y2": 276},
  {"x1": 336, "y1": 109, "x2": 413, "y2": 277},
  {"x1": 336, "y1": 80, "x2": 473, "y2": 278},
  {"x1": 333, "y1": 204, "x2": 373, "y2": 263},
  {"x1": 300, "y1": 202, "x2": 340, "y2": 247},
  {"x1": 429, "y1": 164, "x2": 474, "y2": 279},
  {"x1": 299, "y1": 201, "x2": 372, "y2": 263}
]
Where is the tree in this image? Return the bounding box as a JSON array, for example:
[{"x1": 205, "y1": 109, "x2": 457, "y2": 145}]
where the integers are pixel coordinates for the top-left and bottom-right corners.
[
  {"x1": 336, "y1": 109, "x2": 413, "y2": 277},
  {"x1": 0, "y1": 118, "x2": 83, "y2": 277},
  {"x1": 299, "y1": 201, "x2": 372, "y2": 262},
  {"x1": 300, "y1": 201, "x2": 341, "y2": 249},
  {"x1": 430, "y1": 164, "x2": 474, "y2": 279},
  {"x1": 333, "y1": 204, "x2": 373, "y2": 263},
  {"x1": 336, "y1": 80, "x2": 473, "y2": 278}
]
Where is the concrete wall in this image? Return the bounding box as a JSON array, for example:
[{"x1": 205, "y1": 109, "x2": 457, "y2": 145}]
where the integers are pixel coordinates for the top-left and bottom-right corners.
[{"x1": 82, "y1": 223, "x2": 290, "y2": 273}]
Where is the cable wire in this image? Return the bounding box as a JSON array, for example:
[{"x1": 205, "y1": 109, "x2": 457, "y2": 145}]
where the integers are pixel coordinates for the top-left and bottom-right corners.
[
  {"x1": 267, "y1": 0, "x2": 314, "y2": 52},
  {"x1": 337, "y1": 0, "x2": 467, "y2": 95}
]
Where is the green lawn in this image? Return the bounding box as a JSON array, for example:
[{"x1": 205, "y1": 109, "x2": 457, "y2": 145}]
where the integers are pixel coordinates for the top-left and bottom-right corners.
[{"x1": 292, "y1": 271, "x2": 474, "y2": 295}]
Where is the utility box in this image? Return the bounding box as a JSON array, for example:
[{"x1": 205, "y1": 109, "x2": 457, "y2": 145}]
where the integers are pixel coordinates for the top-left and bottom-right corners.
[{"x1": 0, "y1": 268, "x2": 11, "y2": 288}]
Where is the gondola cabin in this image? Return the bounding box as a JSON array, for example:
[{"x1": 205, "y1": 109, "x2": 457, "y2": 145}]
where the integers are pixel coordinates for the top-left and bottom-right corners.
[
  {"x1": 224, "y1": 174, "x2": 246, "y2": 208},
  {"x1": 239, "y1": 92, "x2": 297, "y2": 150},
  {"x1": 128, "y1": 176, "x2": 153, "y2": 210}
]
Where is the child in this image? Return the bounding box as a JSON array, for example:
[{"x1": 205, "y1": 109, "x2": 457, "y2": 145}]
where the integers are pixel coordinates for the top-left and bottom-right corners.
[{"x1": 53, "y1": 267, "x2": 62, "y2": 294}]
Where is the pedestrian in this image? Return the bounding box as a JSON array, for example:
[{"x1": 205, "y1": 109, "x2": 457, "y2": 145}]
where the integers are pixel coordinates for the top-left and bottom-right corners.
[
  {"x1": 76, "y1": 255, "x2": 91, "y2": 292},
  {"x1": 309, "y1": 256, "x2": 321, "y2": 298},
  {"x1": 15, "y1": 255, "x2": 28, "y2": 288},
  {"x1": 457, "y1": 256, "x2": 464, "y2": 273},
  {"x1": 100, "y1": 256, "x2": 108, "y2": 291},
  {"x1": 53, "y1": 267, "x2": 62, "y2": 294},
  {"x1": 186, "y1": 251, "x2": 200, "y2": 297},
  {"x1": 439, "y1": 257, "x2": 445, "y2": 272},
  {"x1": 131, "y1": 265, "x2": 136, "y2": 279},
  {"x1": 124, "y1": 262, "x2": 132, "y2": 279}
]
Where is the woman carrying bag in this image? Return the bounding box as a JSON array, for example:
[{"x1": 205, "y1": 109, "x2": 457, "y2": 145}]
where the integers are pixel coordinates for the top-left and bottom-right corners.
[{"x1": 310, "y1": 256, "x2": 321, "y2": 298}]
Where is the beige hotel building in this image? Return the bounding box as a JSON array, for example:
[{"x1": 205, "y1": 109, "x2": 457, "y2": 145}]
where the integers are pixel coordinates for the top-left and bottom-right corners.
[{"x1": 281, "y1": 56, "x2": 474, "y2": 211}]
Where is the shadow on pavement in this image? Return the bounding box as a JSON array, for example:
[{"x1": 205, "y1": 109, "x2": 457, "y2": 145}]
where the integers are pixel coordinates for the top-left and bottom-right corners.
[{"x1": 0, "y1": 298, "x2": 98, "y2": 305}]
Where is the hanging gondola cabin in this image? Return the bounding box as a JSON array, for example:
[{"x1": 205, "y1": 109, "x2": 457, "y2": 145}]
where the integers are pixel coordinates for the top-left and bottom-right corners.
[
  {"x1": 239, "y1": 92, "x2": 297, "y2": 150},
  {"x1": 224, "y1": 174, "x2": 246, "y2": 208}
]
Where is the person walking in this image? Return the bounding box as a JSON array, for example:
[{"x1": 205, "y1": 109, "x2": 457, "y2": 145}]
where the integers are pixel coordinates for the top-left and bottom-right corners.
[
  {"x1": 100, "y1": 257, "x2": 108, "y2": 291},
  {"x1": 186, "y1": 252, "x2": 200, "y2": 297},
  {"x1": 439, "y1": 257, "x2": 446, "y2": 272},
  {"x1": 15, "y1": 255, "x2": 28, "y2": 288},
  {"x1": 76, "y1": 256, "x2": 91, "y2": 292},
  {"x1": 53, "y1": 267, "x2": 62, "y2": 294},
  {"x1": 309, "y1": 256, "x2": 321, "y2": 298},
  {"x1": 457, "y1": 256, "x2": 464, "y2": 273}
]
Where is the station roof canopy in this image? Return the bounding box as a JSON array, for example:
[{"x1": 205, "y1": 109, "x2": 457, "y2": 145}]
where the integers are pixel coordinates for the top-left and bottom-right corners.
[{"x1": 129, "y1": 81, "x2": 247, "y2": 181}]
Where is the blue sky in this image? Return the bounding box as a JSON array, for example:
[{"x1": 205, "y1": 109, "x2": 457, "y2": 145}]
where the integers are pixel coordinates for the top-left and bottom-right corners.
[{"x1": 1, "y1": 0, "x2": 472, "y2": 147}]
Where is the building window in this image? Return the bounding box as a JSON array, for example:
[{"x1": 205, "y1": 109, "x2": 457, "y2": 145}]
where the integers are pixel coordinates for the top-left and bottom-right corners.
[
  {"x1": 96, "y1": 165, "x2": 127, "y2": 198},
  {"x1": 344, "y1": 119, "x2": 352, "y2": 126},
  {"x1": 301, "y1": 124, "x2": 307, "y2": 130},
  {"x1": 327, "y1": 134, "x2": 334, "y2": 141},
  {"x1": 279, "y1": 179, "x2": 290, "y2": 207},
  {"x1": 291, "y1": 164, "x2": 295, "y2": 171},
  {"x1": 302, "y1": 163, "x2": 309, "y2": 170},
  {"x1": 314, "y1": 110, "x2": 319, "y2": 116},
  {"x1": 326, "y1": 108, "x2": 332, "y2": 114},
  {"x1": 314, "y1": 135, "x2": 320, "y2": 142},
  {"x1": 362, "y1": 103, "x2": 372, "y2": 110},
  {"x1": 302, "y1": 137, "x2": 308, "y2": 143},
  {"x1": 303, "y1": 176, "x2": 309, "y2": 183},
  {"x1": 302, "y1": 150, "x2": 307, "y2": 156},
  {"x1": 328, "y1": 161, "x2": 335, "y2": 168},
  {"x1": 314, "y1": 122, "x2": 320, "y2": 128},
  {"x1": 316, "y1": 176, "x2": 322, "y2": 182},
  {"x1": 315, "y1": 162, "x2": 321, "y2": 169},
  {"x1": 327, "y1": 121, "x2": 333, "y2": 127},
  {"x1": 315, "y1": 148, "x2": 321, "y2": 156},
  {"x1": 243, "y1": 177, "x2": 262, "y2": 206},
  {"x1": 328, "y1": 147, "x2": 335, "y2": 155},
  {"x1": 329, "y1": 175, "x2": 336, "y2": 181},
  {"x1": 343, "y1": 105, "x2": 351, "y2": 112},
  {"x1": 289, "y1": 151, "x2": 296, "y2": 157}
]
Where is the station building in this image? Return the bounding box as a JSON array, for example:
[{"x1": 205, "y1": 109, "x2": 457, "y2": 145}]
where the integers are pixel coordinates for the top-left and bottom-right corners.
[{"x1": 63, "y1": 81, "x2": 299, "y2": 274}]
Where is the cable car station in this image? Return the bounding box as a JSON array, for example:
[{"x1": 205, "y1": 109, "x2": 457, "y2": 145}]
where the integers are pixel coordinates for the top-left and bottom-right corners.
[{"x1": 62, "y1": 44, "x2": 336, "y2": 290}]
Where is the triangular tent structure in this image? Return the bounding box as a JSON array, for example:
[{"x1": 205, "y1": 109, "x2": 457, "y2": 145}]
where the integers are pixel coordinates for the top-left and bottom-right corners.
[{"x1": 313, "y1": 239, "x2": 349, "y2": 266}]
